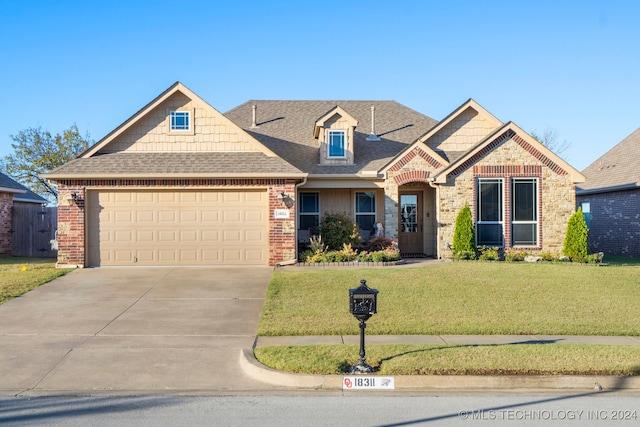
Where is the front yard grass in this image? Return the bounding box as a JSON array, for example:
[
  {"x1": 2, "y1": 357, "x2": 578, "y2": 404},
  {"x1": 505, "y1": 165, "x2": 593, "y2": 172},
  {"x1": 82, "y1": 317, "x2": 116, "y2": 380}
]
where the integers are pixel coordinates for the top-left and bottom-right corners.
[
  {"x1": 259, "y1": 262, "x2": 640, "y2": 336},
  {"x1": 0, "y1": 257, "x2": 73, "y2": 304},
  {"x1": 256, "y1": 262, "x2": 640, "y2": 375},
  {"x1": 254, "y1": 344, "x2": 640, "y2": 376}
]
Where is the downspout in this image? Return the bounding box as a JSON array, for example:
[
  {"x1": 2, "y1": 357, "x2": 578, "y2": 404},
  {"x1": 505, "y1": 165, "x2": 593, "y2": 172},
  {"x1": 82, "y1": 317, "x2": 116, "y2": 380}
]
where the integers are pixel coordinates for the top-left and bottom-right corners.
[
  {"x1": 427, "y1": 178, "x2": 442, "y2": 259},
  {"x1": 277, "y1": 176, "x2": 308, "y2": 267}
]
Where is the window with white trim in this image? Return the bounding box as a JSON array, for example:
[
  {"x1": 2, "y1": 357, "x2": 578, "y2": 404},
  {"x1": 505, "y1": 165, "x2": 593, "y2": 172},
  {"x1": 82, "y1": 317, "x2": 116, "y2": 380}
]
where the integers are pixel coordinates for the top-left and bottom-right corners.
[
  {"x1": 580, "y1": 201, "x2": 591, "y2": 229},
  {"x1": 299, "y1": 192, "x2": 320, "y2": 232},
  {"x1": 355, "y1": 191, "x2": 376, "y2": 232},
  {"x1": 476, "y1": 178, "x2": 504, "y2": 246},
  {"x1": 170, "y1": 110, "x2": 191, "y2": 131},
  {"x1": 328, "y1": 130, "x2": 345, "y2": 157},
  {"x1": 511, "y1": 178, "x2": 538, "y2": 246}
]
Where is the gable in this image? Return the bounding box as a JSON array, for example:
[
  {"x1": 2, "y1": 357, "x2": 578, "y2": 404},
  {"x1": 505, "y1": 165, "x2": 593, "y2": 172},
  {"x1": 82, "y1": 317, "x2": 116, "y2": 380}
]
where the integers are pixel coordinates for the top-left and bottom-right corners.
[
  {"x1": 434, "y1": 123, "x2": 585, "y2": 184},
  {"x1": 424, "y1": 106, "x2": 500, "y2": 154},
  {"x1": 84, "y1": 82, "x2": 276, "y2": 158}
]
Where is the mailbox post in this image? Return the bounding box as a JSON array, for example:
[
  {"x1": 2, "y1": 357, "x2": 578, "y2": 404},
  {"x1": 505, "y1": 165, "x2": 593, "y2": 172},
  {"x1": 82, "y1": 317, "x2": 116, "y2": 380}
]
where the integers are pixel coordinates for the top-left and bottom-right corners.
[{"x1": 349, "y1": 279, "x2": 378, "y2": 373}]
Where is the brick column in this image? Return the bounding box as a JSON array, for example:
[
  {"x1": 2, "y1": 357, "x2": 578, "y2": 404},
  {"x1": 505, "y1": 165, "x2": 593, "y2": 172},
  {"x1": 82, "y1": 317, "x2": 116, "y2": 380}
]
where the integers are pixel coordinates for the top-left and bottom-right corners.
[{"x1": 0, "y1": 193, "x2": 13, "y2": 255}]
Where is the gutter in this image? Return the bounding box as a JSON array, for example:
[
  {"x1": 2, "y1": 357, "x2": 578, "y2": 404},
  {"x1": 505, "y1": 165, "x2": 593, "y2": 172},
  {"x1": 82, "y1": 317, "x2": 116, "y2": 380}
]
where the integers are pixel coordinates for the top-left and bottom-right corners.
[{"x1": 576, "y1": 182, "x2": 639, "y2": 196}]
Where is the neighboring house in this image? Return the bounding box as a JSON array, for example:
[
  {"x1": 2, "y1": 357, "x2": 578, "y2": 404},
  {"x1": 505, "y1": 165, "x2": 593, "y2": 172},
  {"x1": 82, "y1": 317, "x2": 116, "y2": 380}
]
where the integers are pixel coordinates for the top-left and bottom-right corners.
[
  {"x1": 576, "y1": 128, "x2": 640, "y2": 258},
  {"x1": 44, "y1": 82, "x2": 585, "y2": 267},
  {"x1": 0, "y1": 171, "x2": 48, "y2": 255}
]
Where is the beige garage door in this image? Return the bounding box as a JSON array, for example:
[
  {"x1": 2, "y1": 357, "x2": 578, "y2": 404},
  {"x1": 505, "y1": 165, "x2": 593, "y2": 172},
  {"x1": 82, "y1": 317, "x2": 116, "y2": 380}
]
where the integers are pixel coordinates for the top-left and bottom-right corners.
[{"x1": 87, "y1": 190, "x2": 268, "y2": 266}]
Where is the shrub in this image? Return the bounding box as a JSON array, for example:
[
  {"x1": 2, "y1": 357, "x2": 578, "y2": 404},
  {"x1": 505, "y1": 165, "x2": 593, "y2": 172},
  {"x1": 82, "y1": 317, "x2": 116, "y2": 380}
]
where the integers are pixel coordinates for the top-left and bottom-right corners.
[
  {"x1": 505, "y1": 249, "x2": 528, "y2": 262},
  {"x1": 563, "y1": 207, "x2": 588, "y2": 262},
  {"x1": 539, "y1": 251, "x2": 557, "y2": 262},
  {"x1": 454, "y1": 250, "x2": 476, "y2": 260},
  {"x1": 309, "y1": 235, "x2": 327, "y2": 253},
  {"x1": 337, "y1": 243, "x2": 358, "y2": 262},
  {"x1": 478, "y1": 246, "x2": 500, "y2": 261},
  {"x1": 320, "y1": 212, "x2": 362, "y2": 251},
  {"x1": 305, "y1": 250, "x2": 327, "y2": 263},
  {"x1": 585, "y1": 253, "x2": 602, "y2": 264},
  {"x1": 363, "y1": 236, "x2": 396, "y2": 252},
  {"x1": 453, "y1": 205, "x2": 476, "y2": 257}
]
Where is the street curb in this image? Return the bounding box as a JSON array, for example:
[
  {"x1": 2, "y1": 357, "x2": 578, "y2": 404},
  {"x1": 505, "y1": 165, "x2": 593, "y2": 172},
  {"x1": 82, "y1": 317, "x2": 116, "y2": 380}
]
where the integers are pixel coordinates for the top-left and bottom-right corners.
[{"x1": 240, "y1": 349, "x2": 640, "y2": 391}]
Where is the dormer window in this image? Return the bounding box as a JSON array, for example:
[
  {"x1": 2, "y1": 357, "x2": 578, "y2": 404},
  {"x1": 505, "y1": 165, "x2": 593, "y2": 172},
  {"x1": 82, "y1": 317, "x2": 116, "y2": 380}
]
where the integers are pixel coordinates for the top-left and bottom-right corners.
[
  {"x1": 328, "y1": 130, "x2": 345, "y2": 158},
  {"x1": 170, "y1": 111, "x2": 191, "y2": 131}
]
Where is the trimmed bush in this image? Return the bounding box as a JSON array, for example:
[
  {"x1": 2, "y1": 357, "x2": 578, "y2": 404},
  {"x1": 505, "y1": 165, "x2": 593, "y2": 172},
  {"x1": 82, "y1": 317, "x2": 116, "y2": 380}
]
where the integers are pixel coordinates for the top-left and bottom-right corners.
[
  {"x1": 453, "y1": 205, "x2": 477, "y2": 259},
  {"x1": 563, "y1": 207, "x2": 588, "y2": 262},
  {"x1": 478, "y1": 247, "x2": 500, "y2": 261}
]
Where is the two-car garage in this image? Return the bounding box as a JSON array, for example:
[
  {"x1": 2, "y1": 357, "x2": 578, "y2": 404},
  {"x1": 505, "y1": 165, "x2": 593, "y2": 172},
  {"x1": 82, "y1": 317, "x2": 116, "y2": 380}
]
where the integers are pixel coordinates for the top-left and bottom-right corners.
[{"x1": 86, "y1": 190, "x2": 268, "y2": 266}]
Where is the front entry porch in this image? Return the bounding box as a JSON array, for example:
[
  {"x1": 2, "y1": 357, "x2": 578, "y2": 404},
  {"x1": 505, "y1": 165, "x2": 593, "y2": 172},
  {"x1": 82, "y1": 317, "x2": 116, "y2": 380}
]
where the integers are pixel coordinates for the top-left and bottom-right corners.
[{"x1": 397, "y1": 184, "x2": 436, "y2": 258}]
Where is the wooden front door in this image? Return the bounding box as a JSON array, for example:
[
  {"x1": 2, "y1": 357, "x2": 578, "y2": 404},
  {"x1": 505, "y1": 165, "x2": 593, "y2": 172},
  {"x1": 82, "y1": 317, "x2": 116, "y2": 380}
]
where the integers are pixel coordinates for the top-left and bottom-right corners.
[{"x1": 398, "y1": 192, "x2": 423, "y2": 254}]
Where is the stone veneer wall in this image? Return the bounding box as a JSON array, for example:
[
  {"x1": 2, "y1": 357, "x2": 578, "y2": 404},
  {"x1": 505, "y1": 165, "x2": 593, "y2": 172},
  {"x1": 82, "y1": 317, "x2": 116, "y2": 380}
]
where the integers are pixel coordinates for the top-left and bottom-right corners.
[
  {"x1": 55, "y1": 179, "x2": 297, "y2": 267},
  {"x1": 577, "y1": 188, "x2": 640, "y2": 258},
  {"x1": 384, "y1": 146, "x2": 443, "y2": 242},
  {"x1": 437, "y1": 134, "x2": 576, "y2": 256},
  {"x1": 0, "y1": 193, "x2": 13, "y2": 255}
]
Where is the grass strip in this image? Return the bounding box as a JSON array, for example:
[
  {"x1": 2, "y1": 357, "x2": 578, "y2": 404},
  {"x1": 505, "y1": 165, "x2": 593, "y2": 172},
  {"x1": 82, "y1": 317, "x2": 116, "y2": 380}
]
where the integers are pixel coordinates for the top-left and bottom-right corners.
[
  {"x1": 0, "y1": 258, "x2": 73, "y2": 304},
  {"x1": 258, "y1": 263, "x2": 640, "y2": 336},
  {"x1": 254, "y1": 344, "x2": 640, "y2": 376}
]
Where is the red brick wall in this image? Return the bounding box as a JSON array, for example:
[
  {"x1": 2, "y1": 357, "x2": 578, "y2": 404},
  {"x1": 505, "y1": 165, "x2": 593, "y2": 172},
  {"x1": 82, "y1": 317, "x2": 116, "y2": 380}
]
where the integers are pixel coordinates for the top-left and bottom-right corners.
[
  {"x1": 55, "y1": 179, "x2": 299, "y2": 267},
  {"x1": 0, "y1": 193, "x2": 13, "y2": 255}
]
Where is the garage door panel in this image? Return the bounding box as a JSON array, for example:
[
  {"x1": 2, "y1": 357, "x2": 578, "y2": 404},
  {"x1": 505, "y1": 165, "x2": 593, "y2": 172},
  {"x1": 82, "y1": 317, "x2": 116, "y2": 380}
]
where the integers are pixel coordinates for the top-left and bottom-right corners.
[{"x1": 88, "y1": 190, "x2": 267, "y2": 266}]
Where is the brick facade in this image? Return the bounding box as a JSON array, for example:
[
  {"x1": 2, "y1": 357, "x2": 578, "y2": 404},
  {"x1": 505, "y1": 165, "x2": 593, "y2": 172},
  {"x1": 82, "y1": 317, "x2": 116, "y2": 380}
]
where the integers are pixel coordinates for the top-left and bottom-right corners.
[
  {"x1": 56, "y1": 179, "x2": 298, "y2": 267},
  {"x1": 434, "y1": 134, "x2": 577, "y2": 257},
  {"x1": 0, "y1": 193, "x2": 13, "y2": 255},
  {"x1": 577, "y1": 189, "x2": 640, "y2": 258}
]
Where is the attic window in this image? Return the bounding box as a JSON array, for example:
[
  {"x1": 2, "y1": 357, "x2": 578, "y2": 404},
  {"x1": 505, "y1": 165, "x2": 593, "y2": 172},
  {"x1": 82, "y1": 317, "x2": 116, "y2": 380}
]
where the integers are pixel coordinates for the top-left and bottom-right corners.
[
  {"x1": 328, "y1": 130, "x2": 345, "y2": 157},
  {"x1": 170, "y1": 111, "x2": 191, "y2": 131}
]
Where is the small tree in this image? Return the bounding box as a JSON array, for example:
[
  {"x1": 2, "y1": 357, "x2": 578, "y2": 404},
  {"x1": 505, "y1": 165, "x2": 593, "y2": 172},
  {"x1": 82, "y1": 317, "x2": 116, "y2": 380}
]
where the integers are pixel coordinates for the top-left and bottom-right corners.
[
  {"x1": 2, "y1": 124, "x2": 91, "y2": 204},
  {"x1": 563, "y1": 207, "x2": 588, "y2": 261},
  {"x1": 452, "y1": 204, "x2": 476, "y2": 258},
  {"x1": 319, "y1": 212, "x2": 361, "y2": 251}
]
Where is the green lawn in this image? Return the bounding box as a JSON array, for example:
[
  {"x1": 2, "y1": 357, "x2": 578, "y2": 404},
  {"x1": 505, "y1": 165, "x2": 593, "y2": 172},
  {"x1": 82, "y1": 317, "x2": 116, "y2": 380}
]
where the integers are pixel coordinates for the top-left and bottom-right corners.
[
  {"x1": 255, "y1": 344, "x2": 640, "y2": 376},
  {"x1": 258, "y1": 262, "x2": 640, "y2": 336},
  {"x1": 0, "y1": 257, "x2": 73, "y2": 304},
  {"x1": 256, "y1": 261, "x2": 640, "y2": 375}
]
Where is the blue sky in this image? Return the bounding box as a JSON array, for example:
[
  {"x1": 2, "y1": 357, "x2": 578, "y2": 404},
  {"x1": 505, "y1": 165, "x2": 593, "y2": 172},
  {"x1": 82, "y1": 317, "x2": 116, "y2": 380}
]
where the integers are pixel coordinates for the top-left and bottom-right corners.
[{"x1": 1, "y1": 0, "x2": 638, "y2": 171}]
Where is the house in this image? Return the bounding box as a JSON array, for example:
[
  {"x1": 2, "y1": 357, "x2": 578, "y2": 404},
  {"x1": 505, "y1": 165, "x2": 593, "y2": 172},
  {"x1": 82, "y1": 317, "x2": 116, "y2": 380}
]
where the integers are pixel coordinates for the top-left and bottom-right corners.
[
  {"x1": 576, "y1": 128, "x2": 640, "y2": 258},
  {"x1": 0, "y1": 171, "x2": 48, "y2": 255},
  {"x1": 44, "y1": 82, "x2": 585, "y2": 267}
]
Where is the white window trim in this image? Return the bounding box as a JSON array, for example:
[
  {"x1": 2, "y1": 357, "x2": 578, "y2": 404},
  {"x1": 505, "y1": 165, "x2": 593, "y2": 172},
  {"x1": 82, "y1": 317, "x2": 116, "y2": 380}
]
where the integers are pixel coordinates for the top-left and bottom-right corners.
[
  {"x1": 327, "y1": 129, "x2": 346, "y2": 158},
  {"x1": 168, "y1": 108, "x2": 195, "y2": 135}
]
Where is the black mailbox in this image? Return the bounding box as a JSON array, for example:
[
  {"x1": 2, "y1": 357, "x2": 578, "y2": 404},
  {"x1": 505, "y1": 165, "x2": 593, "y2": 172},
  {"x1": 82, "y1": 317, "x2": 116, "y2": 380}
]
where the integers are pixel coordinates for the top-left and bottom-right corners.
[{"x1": 349, "y1": 279, "x2": 378, "y2": 321}]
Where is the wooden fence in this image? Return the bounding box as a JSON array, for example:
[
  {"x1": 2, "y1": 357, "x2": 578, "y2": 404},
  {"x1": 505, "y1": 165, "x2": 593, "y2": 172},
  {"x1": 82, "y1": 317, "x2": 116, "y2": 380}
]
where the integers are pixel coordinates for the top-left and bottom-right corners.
[{"x1": 11, "y1": 205, "x2": 58, "y2": 257}]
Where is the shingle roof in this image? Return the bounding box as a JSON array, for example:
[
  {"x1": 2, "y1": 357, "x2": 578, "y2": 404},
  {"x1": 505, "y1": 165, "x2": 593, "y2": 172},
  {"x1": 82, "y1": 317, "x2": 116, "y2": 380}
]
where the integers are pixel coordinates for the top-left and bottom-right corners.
[
  {"x1": 45, "y1": 152, "x2": 303, "y2": 178},
  {"x1": 577, "y1": 127, "x2": 640, "y2": 193},
  {"x1": 224, "y1": 101, "x2": 438, "y2": 175},
  {"x1": 0, "y1": 171, "x2": 47, "y2": 204}
]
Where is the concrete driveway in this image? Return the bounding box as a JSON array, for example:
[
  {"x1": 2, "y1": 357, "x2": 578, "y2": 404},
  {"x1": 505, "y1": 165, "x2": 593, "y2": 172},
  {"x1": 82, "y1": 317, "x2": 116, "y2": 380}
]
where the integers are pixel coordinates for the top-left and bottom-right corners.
[{"x1": 0, "y1": 267, "x2": 279, "y2": 395}]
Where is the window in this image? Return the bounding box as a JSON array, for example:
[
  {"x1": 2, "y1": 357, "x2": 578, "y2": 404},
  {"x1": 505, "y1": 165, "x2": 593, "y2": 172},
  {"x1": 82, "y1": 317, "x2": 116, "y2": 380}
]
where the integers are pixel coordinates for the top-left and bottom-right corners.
[
  {"x1": 328, "y1": 130, "x2": 345, "y2": 157},
  {"x1": 580, "y1": 202, "x2": 591, "y2": 229},
  {"x1": 355, "y1": 192, "x2": 376, "y2": 232},
  {"x1": 476, "y1": 179, "x2": 503, "y2": 246},
  {"x1": 170, "y1": 111, "x2": 190, "y2": 131},
  {"x1": 511, "y1": 178, "x2": 538, "y2": 246},
  {"x1": 299, "y1": 193, "x2": 320, "y2": 231}
]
